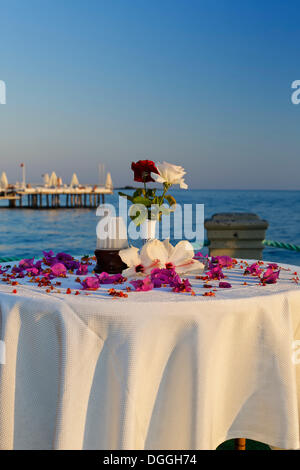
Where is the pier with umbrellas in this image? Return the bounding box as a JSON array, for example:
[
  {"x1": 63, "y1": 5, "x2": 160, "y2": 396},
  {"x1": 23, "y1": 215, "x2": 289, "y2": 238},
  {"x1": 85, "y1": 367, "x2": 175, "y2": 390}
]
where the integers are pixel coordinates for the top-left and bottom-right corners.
[{"x1": 0, "y1": 165, "x2": 113, "y2": 208}]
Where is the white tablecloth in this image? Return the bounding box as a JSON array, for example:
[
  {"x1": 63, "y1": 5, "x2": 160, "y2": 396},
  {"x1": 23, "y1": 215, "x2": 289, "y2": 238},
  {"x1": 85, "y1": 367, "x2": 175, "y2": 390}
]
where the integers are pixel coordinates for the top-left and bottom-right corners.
[{"x1": 0, "y1": 259, "x2": 300, "y2": 450}]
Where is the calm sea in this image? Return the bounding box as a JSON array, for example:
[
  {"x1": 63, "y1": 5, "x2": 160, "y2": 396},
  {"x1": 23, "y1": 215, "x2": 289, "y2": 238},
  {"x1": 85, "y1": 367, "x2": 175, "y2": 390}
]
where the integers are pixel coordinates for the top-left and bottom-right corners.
[{"x1": 0, "y1": 190, "x2": 299, "y2": 266}]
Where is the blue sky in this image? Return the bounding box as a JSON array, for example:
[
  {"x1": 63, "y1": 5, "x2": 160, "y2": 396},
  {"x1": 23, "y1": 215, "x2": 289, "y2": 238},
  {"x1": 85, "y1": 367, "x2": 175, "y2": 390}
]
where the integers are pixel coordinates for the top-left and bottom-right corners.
[{"x1": 0, "y1": 0, "x2": 299, "y2": 189}]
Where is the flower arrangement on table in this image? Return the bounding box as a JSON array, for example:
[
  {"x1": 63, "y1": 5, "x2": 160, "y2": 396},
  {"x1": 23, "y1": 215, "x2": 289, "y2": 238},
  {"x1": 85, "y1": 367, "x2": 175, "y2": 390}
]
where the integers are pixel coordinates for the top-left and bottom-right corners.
[
  {"x1": 0, "y1": 250, "x2": 288, "y2": 300},
  {"x1": 119, "y1": 160, "x2": 188, "y2": 228}
]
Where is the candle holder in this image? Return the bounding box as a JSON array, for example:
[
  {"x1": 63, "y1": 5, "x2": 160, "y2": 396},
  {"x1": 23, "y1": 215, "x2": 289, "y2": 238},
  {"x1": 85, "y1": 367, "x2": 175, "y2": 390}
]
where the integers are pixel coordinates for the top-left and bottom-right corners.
[{"x1": 94, "y1": 249, "x2": 127, "y2": 274}]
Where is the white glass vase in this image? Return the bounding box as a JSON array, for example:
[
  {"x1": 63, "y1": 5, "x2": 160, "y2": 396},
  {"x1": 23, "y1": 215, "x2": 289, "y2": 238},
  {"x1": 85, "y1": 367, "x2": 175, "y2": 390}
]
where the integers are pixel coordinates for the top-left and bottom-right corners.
[{"x1": 140, "y1": 219, "x2": 157, "y2": 241}]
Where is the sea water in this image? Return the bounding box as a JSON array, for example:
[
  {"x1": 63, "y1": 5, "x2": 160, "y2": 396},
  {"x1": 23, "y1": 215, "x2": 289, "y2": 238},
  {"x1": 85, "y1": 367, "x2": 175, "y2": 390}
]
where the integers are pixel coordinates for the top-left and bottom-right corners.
[{"x1": 0, "y1": 190, "x2": 299, "y2": 266}]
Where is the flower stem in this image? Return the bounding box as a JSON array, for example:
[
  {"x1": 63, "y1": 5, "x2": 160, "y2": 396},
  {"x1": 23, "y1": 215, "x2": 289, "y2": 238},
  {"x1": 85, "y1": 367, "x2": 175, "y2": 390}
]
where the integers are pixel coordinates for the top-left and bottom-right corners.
[{"x1": 159, "y1": 183, "x2": 171, "y2": 206}]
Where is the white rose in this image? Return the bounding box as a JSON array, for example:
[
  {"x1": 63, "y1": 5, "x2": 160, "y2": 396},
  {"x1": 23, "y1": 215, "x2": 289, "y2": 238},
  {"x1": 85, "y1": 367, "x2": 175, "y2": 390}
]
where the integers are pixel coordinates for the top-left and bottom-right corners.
[{"x1": 153, "y1": 161, "x2": 188, "y2": 189}]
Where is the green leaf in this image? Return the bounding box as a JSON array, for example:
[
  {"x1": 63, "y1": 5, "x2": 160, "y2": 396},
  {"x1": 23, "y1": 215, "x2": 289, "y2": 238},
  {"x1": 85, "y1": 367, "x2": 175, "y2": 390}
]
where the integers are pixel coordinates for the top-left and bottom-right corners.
[
  {"x1": 132, "y1": 196, "x2": 152, "y2": 207},
  {"x1": 133, "y1": 188, "x2": 143, "y2": 198}
]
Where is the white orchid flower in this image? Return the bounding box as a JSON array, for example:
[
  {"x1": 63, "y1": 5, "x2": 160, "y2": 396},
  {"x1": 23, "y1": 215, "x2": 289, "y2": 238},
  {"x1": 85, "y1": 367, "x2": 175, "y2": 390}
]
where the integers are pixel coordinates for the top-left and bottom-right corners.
[
  {"x1": 153, "y1": 161, "x2": 188, "y2": 189},
  {"x1": 119, "y1": 245, "x2": 160, "y2": 278},
  {"x1": 166, "y1": 240, "x2": 204, "y2": 274},
  {"x1": 119, "y1": 239, "x2": 204, "y2": 277}
]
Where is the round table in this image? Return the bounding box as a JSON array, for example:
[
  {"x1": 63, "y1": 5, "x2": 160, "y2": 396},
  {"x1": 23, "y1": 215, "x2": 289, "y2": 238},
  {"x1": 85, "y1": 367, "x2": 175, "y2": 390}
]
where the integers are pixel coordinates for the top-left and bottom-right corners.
[{"x1": 0, "y1": 258, "x2": 299, "y2": 450}]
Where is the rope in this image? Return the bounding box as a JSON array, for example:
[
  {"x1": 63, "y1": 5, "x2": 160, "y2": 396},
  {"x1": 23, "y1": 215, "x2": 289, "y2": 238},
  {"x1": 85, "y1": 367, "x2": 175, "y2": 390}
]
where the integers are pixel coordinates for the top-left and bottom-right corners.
[
  {"x1": 193, "y1": 239, "x2": 300, "y2": 252},
  {"x1": 0, "y1": 256, "x2": 24, "y2": 263},
  {"x1": 262, "y1": 239, "x2": 300, "y2": 252}
]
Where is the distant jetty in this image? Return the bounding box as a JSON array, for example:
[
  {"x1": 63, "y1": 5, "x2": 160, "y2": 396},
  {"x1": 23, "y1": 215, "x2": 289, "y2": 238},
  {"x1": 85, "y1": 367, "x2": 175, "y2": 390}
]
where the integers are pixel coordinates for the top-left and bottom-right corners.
[{"x1": 0, "y1": 168, "x2": 113, "y2": 209}]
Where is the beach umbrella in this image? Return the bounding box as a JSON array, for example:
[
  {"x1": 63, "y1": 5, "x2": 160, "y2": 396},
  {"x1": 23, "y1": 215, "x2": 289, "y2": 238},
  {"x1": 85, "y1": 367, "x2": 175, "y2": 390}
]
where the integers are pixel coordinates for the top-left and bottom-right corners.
[
  {"x1": 0, "y1": 171, "x2": 8, "y2": 189},
  {"x1": 57, "y1": 177, "x2": 63, "y2": 187},
  {"x1": 70, "y1": 173, "x2": 79, "y2": 187},
  {"x1": 105, "y1": 172, "x2": 113, "y2": 190},
  {"x1": 43, "y1": 173, "x2": 50, "y2": 186},
  {"x1": 49, "y1": 171, "x2": 58, "y2": 187}
]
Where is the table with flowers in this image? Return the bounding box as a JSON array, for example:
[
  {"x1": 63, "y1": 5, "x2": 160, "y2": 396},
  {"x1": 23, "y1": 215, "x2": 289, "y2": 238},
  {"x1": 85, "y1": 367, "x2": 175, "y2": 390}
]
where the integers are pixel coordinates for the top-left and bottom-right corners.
[{"x1": 0, "y1": 246, "x2": 300, "y2": 450}]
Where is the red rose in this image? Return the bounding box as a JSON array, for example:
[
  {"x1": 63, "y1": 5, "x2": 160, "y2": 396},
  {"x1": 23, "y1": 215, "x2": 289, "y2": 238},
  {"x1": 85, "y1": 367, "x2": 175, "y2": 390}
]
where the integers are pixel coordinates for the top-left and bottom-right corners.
[{"x1": 131, "y1": 160, "x2": 159, "y2": 183}]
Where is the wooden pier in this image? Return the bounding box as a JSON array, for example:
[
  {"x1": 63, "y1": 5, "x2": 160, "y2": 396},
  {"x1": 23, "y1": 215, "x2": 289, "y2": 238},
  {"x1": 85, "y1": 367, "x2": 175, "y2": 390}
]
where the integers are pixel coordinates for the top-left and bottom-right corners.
[{"x1": 0, "y1": 187, "x2": 112, "y2": 209}]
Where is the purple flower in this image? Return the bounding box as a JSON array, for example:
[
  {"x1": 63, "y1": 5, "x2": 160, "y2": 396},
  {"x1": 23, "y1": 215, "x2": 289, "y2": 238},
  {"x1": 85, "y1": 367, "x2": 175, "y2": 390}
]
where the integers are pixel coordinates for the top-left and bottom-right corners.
[
  {"x1": 97, "y1": 272, "x2": 126, "y2": 284},
  {"x1": 150, "y1": 267, "x2": 179, "y2": 288},
  {"x1": 244, "y1": 263, "x2": 263, "y2": 277},
  {"x1": 130, "y1": 277, "x2": 154, "y2": 291},
  {"x1": 172, "y1": 278, "x2": 192, "y2": 293},
  {"x1": 261, "y1": 268, "x2": 280, "y2": 284},
  {"x1": 43, "y1": 251, "x2": 80, "y2": 270},
  {"x1": 211, "y1": 256, "x2": 234, "y2": 268},
  {"x1": 219, "y1": 281, "x2": 232, "y2": 288},
  {"x1": 43, "y1": 250, "x2": 54, "y2": 257},
  {"x1": 266, "y1": 263, "x2": 279, "y2": 270},
  {"x1": 51, "y1": 263, "x2": 67, "y2": 277},
  {"x1": 43, "y1": 250, "x2": 56, "y2": 265},
  {"x1": 55, "y1": 253, "x2": 80, "y2": 270},
  {"x1": 19, "y1": 258, "x2": 35, "y2": 269},
  {"x1": 207, "y1": 265, "x2": 225, "y2": 280},
  {"x1": 26, "y1": 260, "x2": 43, "y2": 276},
  {"x1": 81, "y1": 276, "x2": 100, "y2": 290},
  {"x1": 76, "y1": 264, "x2": 89, "y2": 275},
  {"x1": 12, "y1": 259, "x2": 43, "y2": 276},
  {"x1": 26, "y1": 267, "x2": 40, "y2": 276}
]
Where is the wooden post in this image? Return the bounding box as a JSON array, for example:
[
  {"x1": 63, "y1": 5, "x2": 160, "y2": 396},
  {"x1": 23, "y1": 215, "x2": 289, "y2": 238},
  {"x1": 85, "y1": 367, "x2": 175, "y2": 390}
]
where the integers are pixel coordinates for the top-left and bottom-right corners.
[
  {"x1": 66, "y1": 194, "x2": 69, "y2": 207},
  {"x1": 234, "y1": 438, "x2": 246, "y2": 450},
  {"x1": 205, "y1": 213, "x2": 269, "y2": 260}
]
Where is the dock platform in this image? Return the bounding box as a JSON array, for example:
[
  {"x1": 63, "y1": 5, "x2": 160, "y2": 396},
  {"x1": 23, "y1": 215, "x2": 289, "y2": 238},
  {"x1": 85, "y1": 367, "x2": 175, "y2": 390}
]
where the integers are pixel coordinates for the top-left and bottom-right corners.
[{"x1": 0, "y1": 187, "x2": 113, "y2": 209}]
